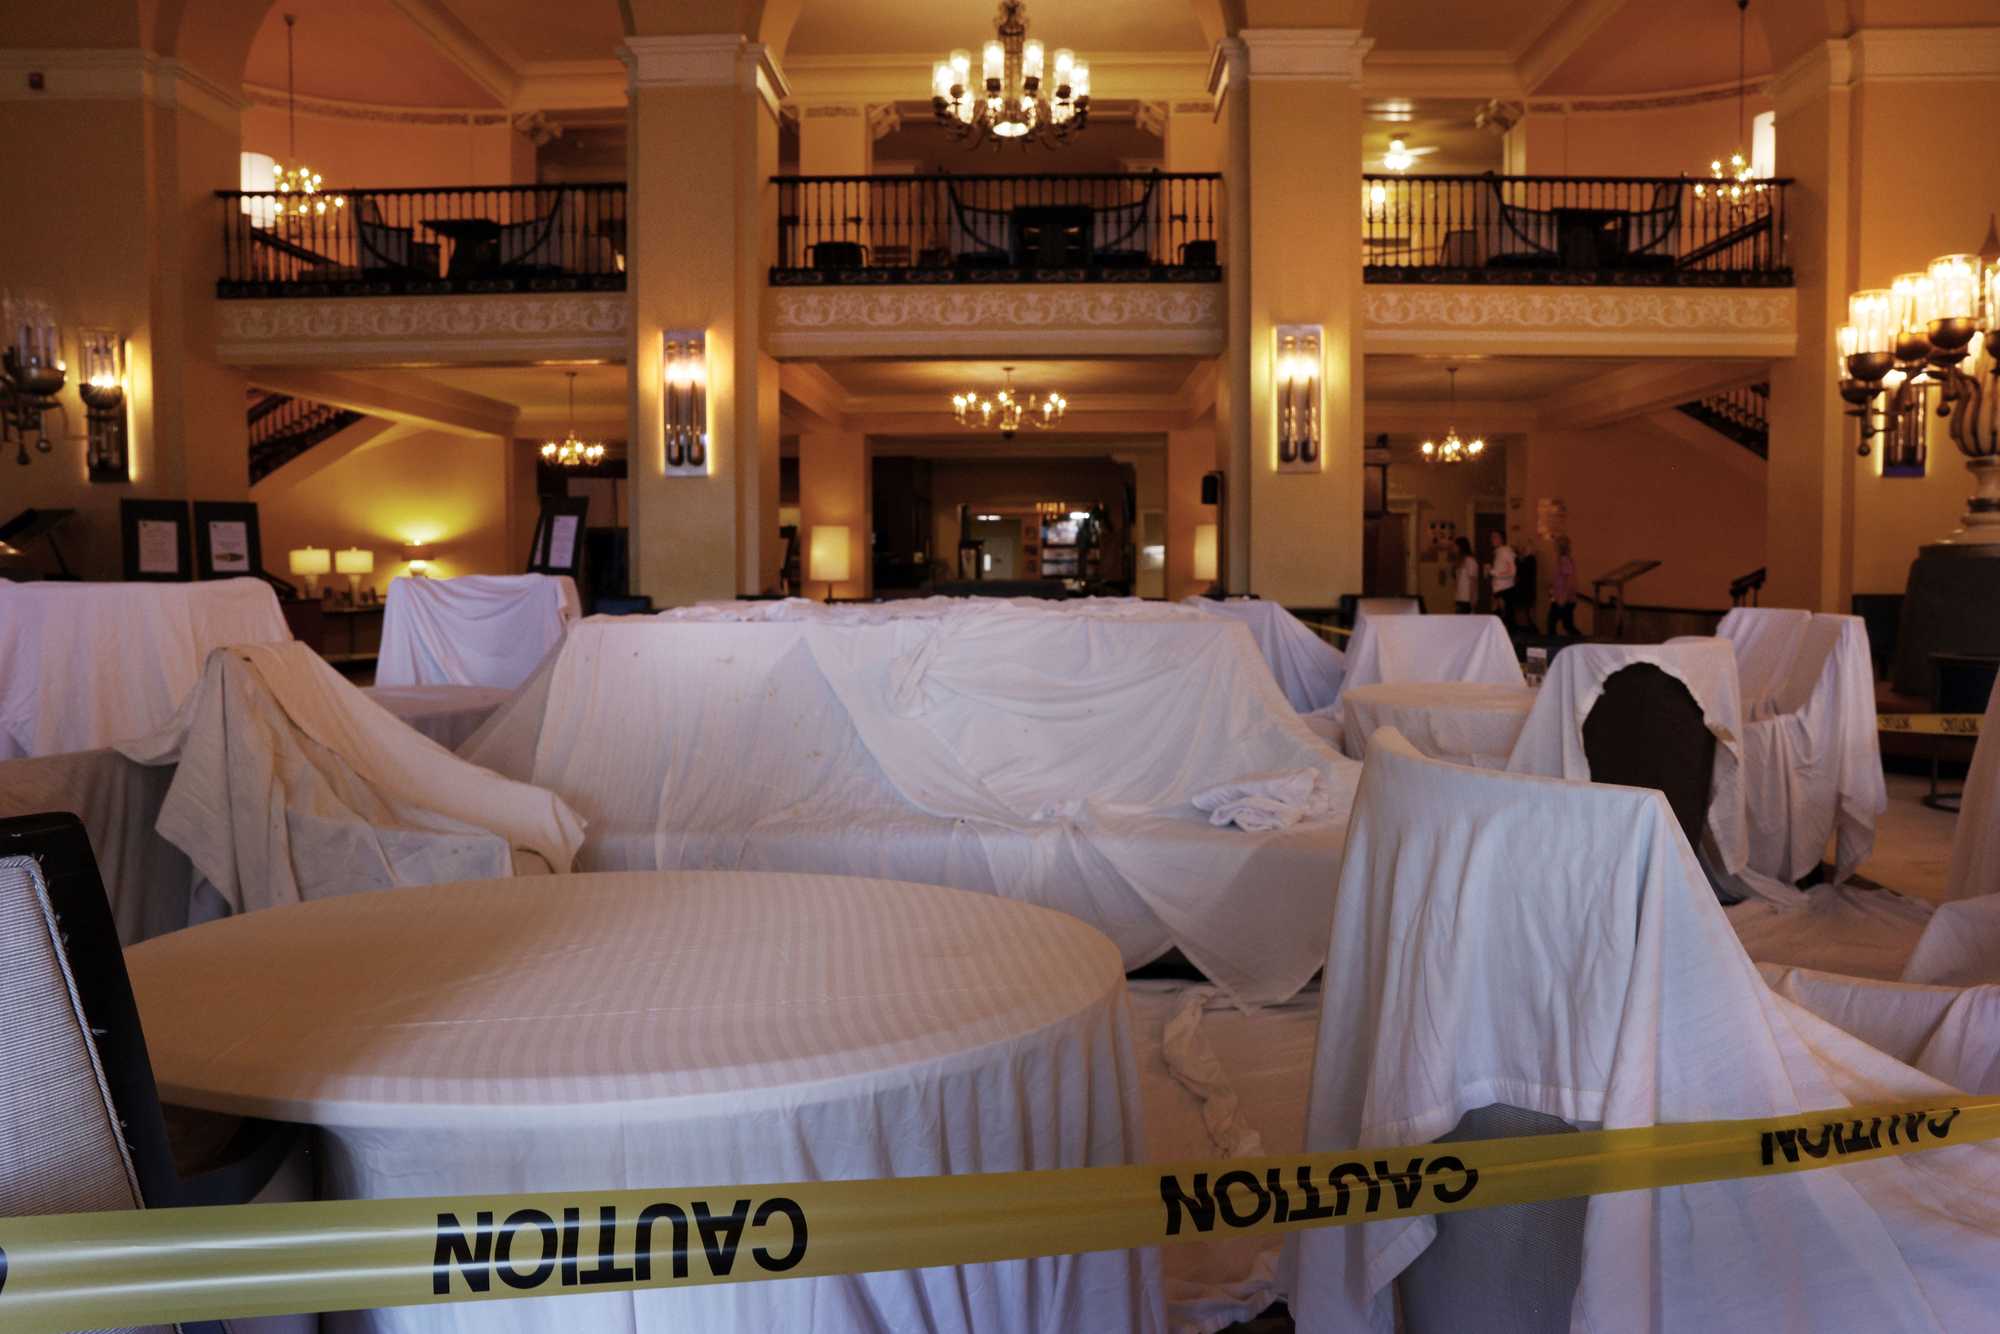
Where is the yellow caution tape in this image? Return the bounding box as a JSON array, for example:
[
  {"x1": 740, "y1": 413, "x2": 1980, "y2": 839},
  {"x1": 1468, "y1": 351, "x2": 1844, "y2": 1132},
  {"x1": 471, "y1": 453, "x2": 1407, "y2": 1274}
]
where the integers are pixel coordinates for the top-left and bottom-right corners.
[
  {"x1": 0, "y1": 1097, "x2": 1995, "y2": 1331},
  {"x1": 1876, "y1": 712, "x2": 1983, "y2": 737}
]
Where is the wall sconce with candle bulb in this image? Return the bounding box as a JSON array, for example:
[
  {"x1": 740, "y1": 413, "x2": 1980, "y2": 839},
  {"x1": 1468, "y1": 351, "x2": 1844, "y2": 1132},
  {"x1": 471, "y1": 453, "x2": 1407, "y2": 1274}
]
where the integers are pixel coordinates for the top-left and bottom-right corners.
[
  {"x1": 1275, "y1": 325, "x2": 1322, "y2": 473},
  {"x1": 661, "y1": 331, "x2": 708, "y2": 477},
  {"x1": 2, "y1": 290, "x2": 65, "y2": 466},
  {"x1": 76, "y1": 328, "x2": 129, "y2": 483}
]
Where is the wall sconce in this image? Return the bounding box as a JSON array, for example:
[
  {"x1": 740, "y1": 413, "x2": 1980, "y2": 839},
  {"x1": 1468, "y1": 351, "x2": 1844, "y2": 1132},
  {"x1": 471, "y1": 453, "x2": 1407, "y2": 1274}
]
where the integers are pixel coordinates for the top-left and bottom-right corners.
[
  {"x1": 662, "y1": 330, "x2": 708, "y2": 477},
  {"x1": 288, "y1": 545, "x2": 331, "y2": 598},
  {"x1": 809, "y1": 524, "x2": 850, "y2": 601},
  {"x1": 1192, "y1": 522, "x2": 1219, "y2": 585},
  {"x1": 335, "y1": 546, "x2": 374, "y2": 601},
  {"x1": 2, "y1": 291, "x2": 66, "y2": 466},
  {"x1": 1275, "y1": 325, "x2": 1322, "y2": 473},
  {"x1": 77, "y1": 328, "x2": 128, "y2": 483},
  {"x1": 400, "y1": 540, "x2": 432, "y2": 576}
]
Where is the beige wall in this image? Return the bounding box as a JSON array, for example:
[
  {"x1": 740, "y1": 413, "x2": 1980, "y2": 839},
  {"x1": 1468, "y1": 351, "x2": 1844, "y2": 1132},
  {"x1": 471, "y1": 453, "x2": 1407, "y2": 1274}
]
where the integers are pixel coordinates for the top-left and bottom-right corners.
[
  {"x1": 1521, "y1": 95, "x2": 1772, "y2": 177},
  {"x1": 1519, "y1": 416, "x2": 1766, "y2": 621},
  {"x1": 1166, "y1": 426, "x2": 1215, "y2": 601},
  {"x1": 240, "y1": 105, "x2": 533, "y2": 188},
  {"x1": 254, "y1": 428, "x2": 515, "y2": 593},
  {"x1": 798, "y1": 429, "x2": 870, "y2": 600}
]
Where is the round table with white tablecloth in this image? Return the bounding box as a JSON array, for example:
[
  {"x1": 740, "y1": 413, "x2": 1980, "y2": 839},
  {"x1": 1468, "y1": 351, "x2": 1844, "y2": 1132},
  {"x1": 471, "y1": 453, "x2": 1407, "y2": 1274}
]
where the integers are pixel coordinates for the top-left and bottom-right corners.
[
  {"x1": 1338, "y1": 681, "x2": 1536, "y2": 768},
  {"x1": 125, "y1": 870, "x2": 1163, "y2": 1334}
]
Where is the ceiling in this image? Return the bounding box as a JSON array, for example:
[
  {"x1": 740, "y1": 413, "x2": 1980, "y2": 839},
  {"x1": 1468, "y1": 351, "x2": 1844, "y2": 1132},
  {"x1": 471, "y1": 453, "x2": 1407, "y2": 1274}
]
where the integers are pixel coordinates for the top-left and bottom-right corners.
[
  {"x1": 243, "y1": 0, "x2": 501, "y2": 107},
  {"x1": 786, "y1": 0, "x2": 1209, "y2": 58},
  {"x1": 1366, "y1": 355, "x2": 1643, "y2": 402},
  {"x1": 408, "y1": 364, "x2": 626, "y2": 433},
  {"x1": 434, "y1": 0, "x2": 626, "y2": 65},
  {"x1": 813, "y1": 357, "x2": 1201, "y2": 399},
  {"x1": 1364, "y1": 0, "x2": 1573, "y2": 55},
  {"x1": 1362, "y1": 98, "x2": 1502, "y2": 177},
  {"x1": 1534, "y1": 1, "x2": 1773, "y2": 96}
]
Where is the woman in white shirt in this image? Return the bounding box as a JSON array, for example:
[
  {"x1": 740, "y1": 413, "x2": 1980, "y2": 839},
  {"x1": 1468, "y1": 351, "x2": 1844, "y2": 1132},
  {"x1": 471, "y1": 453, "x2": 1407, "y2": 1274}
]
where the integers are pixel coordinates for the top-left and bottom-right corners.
[
  {"x1": 1488, "y1": 530, "x2": 1518, "y2": 624},
  {"x1": 1453, "y1": 537, "x2": 1477, "y2": 613}
]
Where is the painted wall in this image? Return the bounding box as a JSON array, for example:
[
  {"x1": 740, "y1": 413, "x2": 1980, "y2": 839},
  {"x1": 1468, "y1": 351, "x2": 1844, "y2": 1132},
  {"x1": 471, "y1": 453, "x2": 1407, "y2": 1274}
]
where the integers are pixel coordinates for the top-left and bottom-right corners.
[
  {"x1": 240, "y1": 104, "x2": 534, "y2": 190},
  {"x1": 1521, "y1": 95, "x2": 1773, "y2": 178},
  {"x1": 254, "y1": 429, "x2": 515, "y2": 594},
  {"x1": 1384, "y1": 443, "x2": 1508, "y2": 613},
  {"x1": 1518, "y1": 415, "x2": 1766, "y2": 625}
]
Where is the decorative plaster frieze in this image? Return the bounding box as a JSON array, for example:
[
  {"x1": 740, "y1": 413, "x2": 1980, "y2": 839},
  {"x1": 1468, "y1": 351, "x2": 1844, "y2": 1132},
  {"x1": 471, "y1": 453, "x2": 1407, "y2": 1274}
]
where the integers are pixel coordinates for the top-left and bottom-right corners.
[
  {"x1": 241, "y1": 82, "x2": 509, "y2": 127},
  {"x1": 1237, "y1": 29, "x2": 1372, "y2": 82},
  {"x1": 216, "y1": 294, "x2": 629, "y2": 368},
  {"x1": 1362, "y1": 286, "x2": 1796, "y2": 355},
  {"x1": 1851, "y1": 27, "x2": 2000, "y2": 82},
  {"x1": 1526, "y1": 79, "x2": 1769, "y2": 116},
  {"x1": 769, "y1": 284, "x2": 1224, "y2": 356}
]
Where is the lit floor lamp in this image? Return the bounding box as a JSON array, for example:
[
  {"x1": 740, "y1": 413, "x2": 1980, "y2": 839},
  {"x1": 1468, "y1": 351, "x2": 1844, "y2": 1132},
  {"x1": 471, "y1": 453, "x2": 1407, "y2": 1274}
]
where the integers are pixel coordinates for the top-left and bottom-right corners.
[{"x1": 810, "y1": 525, "x2": 851, "y2": 603}]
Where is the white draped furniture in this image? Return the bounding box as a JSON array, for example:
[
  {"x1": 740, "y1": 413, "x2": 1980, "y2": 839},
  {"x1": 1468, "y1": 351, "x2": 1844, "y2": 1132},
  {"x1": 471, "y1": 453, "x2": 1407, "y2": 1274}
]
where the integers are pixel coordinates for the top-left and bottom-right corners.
[
  {"x1": 1285, "y1": 731, "x2": 2000, "y2": 1332},
  {"x1": 466, "y1": 608, "x2": 1358, "y2": 1005},
  {"x1": 126, "y1": 870, "x2": 1165, "y2": 1334},
  {"x1": 375, "y1": 573, "x2": 580, "y2": 689},
  {"x1": 0, "y1": 578, "x2": 288, "y2": 759},
  {"x1": 1338, "y1": 682, "x2": 1535, "y2": 767},
  {"x1": 1713, "y1": 609, "x2": 1887, "y2": 885},
  {"x1": 361, "y1": 684, "x2": 513, "y2": 750},
  {"x1": 1338, "y1": 614, "x2": 1522, "y2": 696},
  {"x1": 1181, "y1": 597, "x2": 1346, "y2": 714},
  {"x1": 118, "y1": 642, "x2": 583, "y2": 915},
  {"x1": 1947, "y1": 673, "x2": 2000, "y2": 900}
]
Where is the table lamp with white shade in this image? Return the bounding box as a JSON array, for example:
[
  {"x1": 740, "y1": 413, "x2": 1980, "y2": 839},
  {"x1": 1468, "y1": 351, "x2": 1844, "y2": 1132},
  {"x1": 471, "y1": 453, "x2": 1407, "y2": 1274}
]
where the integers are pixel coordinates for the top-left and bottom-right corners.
[
  {"x1": 288, "y1": 546, "x2": 330, "y2": 598},
  {"x1": 335, "y1": 547, "x2": 374, "y2": 601},
  {"x1": 810, "y1": 524, "x2": 851, "y2": 602}
]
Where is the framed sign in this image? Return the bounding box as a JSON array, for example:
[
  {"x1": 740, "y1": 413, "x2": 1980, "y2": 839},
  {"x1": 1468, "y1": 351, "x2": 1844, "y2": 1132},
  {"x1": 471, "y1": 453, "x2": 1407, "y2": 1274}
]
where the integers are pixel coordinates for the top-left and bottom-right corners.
[
  {"x1": 119, "y1": 499, "x2": 193, "y2": 582},
  {"x1": 193, "y1": 501, "x2": 263, "y2": 580},
  {"x1": 527, "y1": 495, "x2": 589, "y2": 576}
]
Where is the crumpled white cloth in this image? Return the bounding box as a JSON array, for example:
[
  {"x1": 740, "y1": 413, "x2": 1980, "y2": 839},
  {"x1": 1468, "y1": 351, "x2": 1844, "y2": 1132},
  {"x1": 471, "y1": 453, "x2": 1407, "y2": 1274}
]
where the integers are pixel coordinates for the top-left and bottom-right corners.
[
  {"x1": 1714, "y1": 613, "x2": 1887, "y2": 884},
  {"x1": 374, "y1": 574, "x2": 579, "y2": 689},
  {"x1": 1759, "y1": 963, "x2": 2000, "y2": 1094},
  {"x1": 1948, "y1": 673, "x2": 2000, "y2": 901},
  {"x1": 1339, "y1": 614, "x2": 1522, "y2": 697},
  {"x1": 1183, "y1": 597, "x2": 1347, "y2": 714},
  {"x1": 1193, "y1": 768, "x2": 1331, "y2": 832},
  {"x1": 1285, "y1": 729, "x2": 2000, "y2": 1334},
  {"x1": 0, "y1": 578, "x2": 288, "y2": 759},
  {"x1": 117, "y1": 643, "x2": 584, "y2": 913},
  {"x1": 1903, "y1": 897, "x2": 2000, "y2": 987}
]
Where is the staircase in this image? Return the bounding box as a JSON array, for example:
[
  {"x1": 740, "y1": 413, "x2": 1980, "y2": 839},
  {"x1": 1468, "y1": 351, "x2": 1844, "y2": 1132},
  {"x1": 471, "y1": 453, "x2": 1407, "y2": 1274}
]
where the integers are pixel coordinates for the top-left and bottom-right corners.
[
  {"x1": 248, "y1": 390, "x2": 366, "y2": 485},
  {"x1": 1676, "y1": 382, "x2": 1769, "y2": 458}
]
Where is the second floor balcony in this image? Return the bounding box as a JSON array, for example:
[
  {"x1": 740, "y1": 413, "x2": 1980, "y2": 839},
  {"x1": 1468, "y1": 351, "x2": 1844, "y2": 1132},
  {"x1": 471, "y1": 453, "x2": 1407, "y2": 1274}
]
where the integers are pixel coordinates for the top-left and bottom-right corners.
[{"x1": 771, "y1": 172, "x2": 1224, "y2": 285}]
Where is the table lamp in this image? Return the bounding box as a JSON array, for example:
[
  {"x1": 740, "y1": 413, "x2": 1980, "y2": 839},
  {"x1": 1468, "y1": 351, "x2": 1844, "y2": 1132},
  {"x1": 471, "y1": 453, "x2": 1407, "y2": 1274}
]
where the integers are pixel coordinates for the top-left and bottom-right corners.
[
  {"x1": 809, "y1": 524, "x2": 851, "y2": 602},
  {"x1": 288, "y1": 546, "x2": 331, "y2": 598},
  {"x1": 1192, "y1": 523, "x2": 1219, "y2": 586},
  {"x1": 335, "y1": 547, "x2": 374, "y2": 602}
]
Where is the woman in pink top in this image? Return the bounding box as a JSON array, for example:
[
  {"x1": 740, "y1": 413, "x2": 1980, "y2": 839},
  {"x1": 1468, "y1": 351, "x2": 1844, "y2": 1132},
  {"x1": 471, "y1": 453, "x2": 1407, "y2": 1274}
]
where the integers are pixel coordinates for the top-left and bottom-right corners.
[{"x1": 1547, "y1": 535, "x2": 1578, "y2": 637}]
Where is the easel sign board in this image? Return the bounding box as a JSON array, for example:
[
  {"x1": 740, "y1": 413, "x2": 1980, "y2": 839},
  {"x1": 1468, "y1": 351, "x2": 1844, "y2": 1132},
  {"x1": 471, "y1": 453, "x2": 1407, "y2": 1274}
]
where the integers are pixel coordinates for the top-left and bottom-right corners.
[{"x1": 527, "y1": 496, "x2": 589, "y2": 577}]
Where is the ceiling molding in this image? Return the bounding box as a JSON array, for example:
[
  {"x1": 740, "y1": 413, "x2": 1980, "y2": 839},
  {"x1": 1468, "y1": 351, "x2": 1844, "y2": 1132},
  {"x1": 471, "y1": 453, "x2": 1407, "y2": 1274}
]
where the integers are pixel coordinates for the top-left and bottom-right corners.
[
  {"x1": 1359, "y1": 51, "x2": 1521, "y2": 99},
  {"x1": 779, "y1": 51, "x2": 1211, "y2": 105},
  {"x1": 1850, "y1": 27, "x2": 2000, "y2": 82},
  {"x1": 1512, "y1": 0, "x2": 1632, "y2": 93},
  {"x1": 513, "y1": 61, "x2": 628, "y2": 112},
  {"x1": 241, "y1": 82, "x2": 510, "y2": 126},
  {"x1": 779, "y1": 362, "x2": 848, "y2": 427},
  {"x1": 1238, "y1": 28, "x2": 1373, "y2": 82},
  {"x1": 383, "y1": 0, "x2": 521, "y2": 106},
  {"x1": 1526, "y1": 77, "x2": 1769, "y2": 116},
  {"x1": 0, "y1": 48, "x2": 244, "y2": 133},
  {"x1": 238, "y1": 368, "x2": 519, "y2": 439},
  {"x1": 1535, "y1": 358, "x2": 1767, "y2": 431}
]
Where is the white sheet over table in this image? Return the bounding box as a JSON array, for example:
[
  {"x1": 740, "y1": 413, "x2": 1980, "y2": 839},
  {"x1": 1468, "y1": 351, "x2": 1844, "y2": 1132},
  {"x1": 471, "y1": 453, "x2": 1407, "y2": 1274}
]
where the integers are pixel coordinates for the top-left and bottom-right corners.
[
  {"x1": 1715, "y1": 606, "x2": 1814, "y2": 719},
  {"x1": 125, "y1": 871, "x2": 1163, "y2": 1334},
  {"x1": 1717, "y1": 614, "x2": 1887, "y2": 884},
  {"x1": 1948, "y1": 674, "x2": 2000, "y2": 900},
  {"x1": 361, "y1": 684, "x2": 513, "y2": 750},
  {"x1": 1284, "y1": 731, "x2": 2000, "y2": 1333},
  {"x1": 373, "y1": 573, "x2": 579, "y2": 688},
  {"x1": 1338, "y1": 615, "x2": 1521, "y2": 696},
  {"x1": 470, "y1": 612, "x2": 1357, "y2": 1004},
  {"x1": 0, "y1": 578, "x2": 288, "y2": 759},
  {"x1": 1181, "y1": 597, "x2": 1346, "y2": 714},
  {"x1": 1338, "y1": 682, "x2": 1534, "y2": 767},
  {"x1": 1903, "y1": 897, "x2": 2000, "y2": 986},
  {"x1": 117, "y1": 642, "x2": 583, "y2": 913},
  {"x1": 1758, "y1": 963, "x2": 2000, "y2": 1093}
]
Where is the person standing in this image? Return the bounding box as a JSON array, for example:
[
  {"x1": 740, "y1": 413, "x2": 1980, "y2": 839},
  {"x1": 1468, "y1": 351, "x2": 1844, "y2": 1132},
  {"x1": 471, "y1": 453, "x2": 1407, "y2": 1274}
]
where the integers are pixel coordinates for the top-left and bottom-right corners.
[
  {"x1": 1512, "y1": 528, "x2": 1538, "y2": 634},
  {"x1": 1487, "y1": 530, "x2": 1517, "y2": 625},
  {"x1": 1453, "y1": 536, "x2": 1477, "y2": 613},
  {"x1": 1548, "y1": 535, "x2": 1578, "y2": 637}
]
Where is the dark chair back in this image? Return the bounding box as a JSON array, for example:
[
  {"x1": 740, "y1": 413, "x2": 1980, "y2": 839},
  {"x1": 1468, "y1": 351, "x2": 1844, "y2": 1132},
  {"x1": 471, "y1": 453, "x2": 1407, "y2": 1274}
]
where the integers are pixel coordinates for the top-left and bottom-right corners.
[
  {"x1": 1581, "y1": 663, "x2": 1715, "y2": 854},
  {"x1": 1932, "y1": 654, "x2": 2000, "y2": 716}
]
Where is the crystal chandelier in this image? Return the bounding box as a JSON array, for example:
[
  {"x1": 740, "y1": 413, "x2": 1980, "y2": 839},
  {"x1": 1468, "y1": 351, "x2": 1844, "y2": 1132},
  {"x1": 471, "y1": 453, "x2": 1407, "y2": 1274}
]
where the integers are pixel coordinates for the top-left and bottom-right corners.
[
  {"x1": 271, "y1": 14, "x2": 344, "y2": 222},
  {"x1": 1837, "y1": 239, "x2": 2000, "y2": 545},
  {"x1": 952, "y1": 367, "x2": 1066, "y2": 440},
  {"x1": 540, "y1": 372, "x2": 606, "y2": 468},
  {"x1": 1420, "y1": 367, "x2": 1486, "y2": 465},
  {"x1": 931, "y1": 1, "x2": 1089, "y2": 149},
  {"x1": 1693, "y1": 0, "x2": 1766, "y2": 209}
]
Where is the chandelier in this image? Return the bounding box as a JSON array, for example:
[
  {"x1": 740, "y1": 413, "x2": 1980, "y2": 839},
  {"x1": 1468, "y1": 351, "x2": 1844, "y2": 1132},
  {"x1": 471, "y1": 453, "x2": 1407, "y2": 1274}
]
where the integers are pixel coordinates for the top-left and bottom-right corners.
[
  {"x1": 271, "y1": 14, "x2": 344, "y2": 222},
  {"x1": 1420, "y1": 367, "x2": 1486, "y2": 465},
  {"x1": 1837, "y1": 239, "x2": 2000, "y2": 545},
  {"x1": 952, "y1": 367, "x2": 1066, "y2": 439},
  {"x1": 931, "y1": 1, "x2": 1089, "y2": 149},
  {"x1": 540, "y1": 372, "x2": 606, "y2": 468},
  {"x1": 1693, "y1": 0, "x2": 1766, "y2": 208}
]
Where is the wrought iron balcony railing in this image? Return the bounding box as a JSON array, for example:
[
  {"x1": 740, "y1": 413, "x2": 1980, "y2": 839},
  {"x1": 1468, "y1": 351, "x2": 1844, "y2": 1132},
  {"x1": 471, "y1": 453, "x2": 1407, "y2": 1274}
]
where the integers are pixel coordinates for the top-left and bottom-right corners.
[
  {"x1": 1362, "y1": 174, "x2": 1792, "y2": 286},
  {"x1": 772, "y1": 172, "x2": 1223, "y2": 284},
  {"x1": 215, "y1": 184, "x2": 627, "y2": 298}
]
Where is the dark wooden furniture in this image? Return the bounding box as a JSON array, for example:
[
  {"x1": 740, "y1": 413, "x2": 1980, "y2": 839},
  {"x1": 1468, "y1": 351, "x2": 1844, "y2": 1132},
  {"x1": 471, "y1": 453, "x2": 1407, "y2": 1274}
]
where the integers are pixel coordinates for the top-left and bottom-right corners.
[
  {"x1": 1552, "y1": 207, "x2": 1629, "y2": 269},
  {"x1": 1582, "y1": 664, "x2": 1720, "y2": 891},
  {"x1": 423, "y1": 216, "x2": 504, "y2": 279},
  {"x1": 322, "y1": 603, "x2": 384, "y2": 668},
  {"x1": 1011, "y1": 205, "x2": 1093, "y2": 267}
]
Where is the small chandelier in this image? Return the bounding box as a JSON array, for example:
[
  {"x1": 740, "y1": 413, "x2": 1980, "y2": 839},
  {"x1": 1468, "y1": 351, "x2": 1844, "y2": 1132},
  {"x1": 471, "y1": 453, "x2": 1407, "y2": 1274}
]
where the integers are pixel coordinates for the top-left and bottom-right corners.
[
  {"x1": 271, "y1": 14, "x2": 344, "y2": 222},
  {"x1": 1420, "y1": 367, "x2": 1486, "y2": 465},
  {"x1": 931, "y1": 1, "x2": 1088, "y2": 150},
  {"x1": 952, "y1": 367, "x2": 1066, "y2": 439},
  {"x1": 1693, "y1": 0, "x2": 1767, "y2": 209},
  {"x1": 540, "y1": 372, "x2": 606, "y2": 468}
]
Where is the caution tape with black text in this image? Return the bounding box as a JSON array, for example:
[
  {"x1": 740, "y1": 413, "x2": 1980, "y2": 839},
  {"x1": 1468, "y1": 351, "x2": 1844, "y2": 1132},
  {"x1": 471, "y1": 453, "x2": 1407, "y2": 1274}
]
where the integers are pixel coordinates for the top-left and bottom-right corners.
[
  {"x1": 0, "y1": 1096, "x2": 1995, "y2": 1332},
  {"x1": 1876, "y1": 712, "x2": 1983, "y2": 737}
]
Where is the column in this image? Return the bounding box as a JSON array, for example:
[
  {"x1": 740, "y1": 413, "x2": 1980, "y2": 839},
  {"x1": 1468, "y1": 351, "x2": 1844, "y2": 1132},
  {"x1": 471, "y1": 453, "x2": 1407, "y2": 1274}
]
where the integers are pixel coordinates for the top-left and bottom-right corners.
[
  {"x1": 1212, "y1": 40, "x2": 1252, "y2": 593},
  {"x1": 798, "y1": 430, "x2": 870, "y2": 600},
  {"x1": 622, "y1": 33, "x2": 785, "y2": 606}
]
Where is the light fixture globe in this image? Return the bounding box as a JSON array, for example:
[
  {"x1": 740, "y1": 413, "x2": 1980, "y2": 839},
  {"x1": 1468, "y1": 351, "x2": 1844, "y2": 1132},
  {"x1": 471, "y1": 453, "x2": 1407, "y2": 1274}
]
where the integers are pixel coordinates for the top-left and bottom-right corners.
[{"x1": 931, "y1": 1, "x2": 1088, "y2": 150}]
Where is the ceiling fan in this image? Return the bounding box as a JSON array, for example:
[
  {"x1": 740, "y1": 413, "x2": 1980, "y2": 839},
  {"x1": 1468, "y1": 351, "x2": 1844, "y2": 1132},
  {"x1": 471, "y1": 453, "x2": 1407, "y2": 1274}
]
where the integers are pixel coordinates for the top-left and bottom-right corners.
[{"x1": 1381, "y1": 137, "x2": 1439, "y2": 172}]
